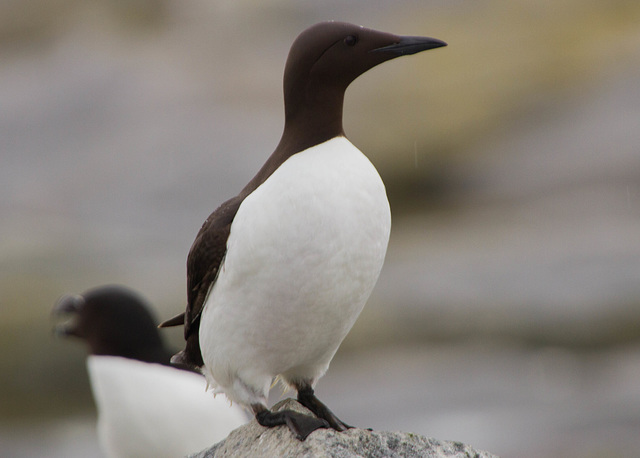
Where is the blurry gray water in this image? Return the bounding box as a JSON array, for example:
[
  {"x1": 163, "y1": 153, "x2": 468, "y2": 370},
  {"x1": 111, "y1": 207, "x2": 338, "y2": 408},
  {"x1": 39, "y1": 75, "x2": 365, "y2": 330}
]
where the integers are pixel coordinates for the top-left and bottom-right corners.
[
  {"x1": 2, "y1": 1, "x2": 640, "y2": 457},
  {"x1": 2, "y1": 417, "x2": 100, "y2": 458},
  {"x1": 375, "y1": 65, "x2": 640, "y2": 345}
]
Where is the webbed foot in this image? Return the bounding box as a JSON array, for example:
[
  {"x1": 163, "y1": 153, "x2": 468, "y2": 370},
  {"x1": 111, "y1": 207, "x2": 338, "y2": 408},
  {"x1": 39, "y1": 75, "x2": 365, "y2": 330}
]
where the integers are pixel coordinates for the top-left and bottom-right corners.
[{"x1": 255, "y1": 408, "x2": 330, "y2": 441}]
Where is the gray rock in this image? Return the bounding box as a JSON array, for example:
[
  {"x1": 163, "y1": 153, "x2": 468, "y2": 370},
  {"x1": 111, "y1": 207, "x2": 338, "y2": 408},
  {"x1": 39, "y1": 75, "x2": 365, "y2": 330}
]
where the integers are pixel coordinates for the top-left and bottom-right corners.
[{"x1": 188, "y1": 399, "x2": 497, "y2": 458}]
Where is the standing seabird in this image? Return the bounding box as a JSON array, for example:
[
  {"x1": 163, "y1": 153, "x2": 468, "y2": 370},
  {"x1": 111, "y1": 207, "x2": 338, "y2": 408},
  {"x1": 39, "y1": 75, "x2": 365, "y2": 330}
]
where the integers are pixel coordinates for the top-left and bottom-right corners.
[
  {"x1": 160, "y1": 21, "x2": 446, "y2": 440},
  {"x1": 53, "y1": 285, "x2": 246, "y2": 457}
]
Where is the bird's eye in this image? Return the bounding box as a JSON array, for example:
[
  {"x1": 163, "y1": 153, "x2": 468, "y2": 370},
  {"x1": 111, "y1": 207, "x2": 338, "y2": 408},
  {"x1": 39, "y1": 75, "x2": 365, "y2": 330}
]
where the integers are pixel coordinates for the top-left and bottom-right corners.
[{"x1": 344, "y1": 35, "x2": 358, "y2": 47}]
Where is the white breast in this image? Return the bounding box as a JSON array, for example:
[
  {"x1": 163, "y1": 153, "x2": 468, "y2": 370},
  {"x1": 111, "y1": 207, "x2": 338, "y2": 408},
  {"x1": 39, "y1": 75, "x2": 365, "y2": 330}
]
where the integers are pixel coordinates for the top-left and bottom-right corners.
[
  {"x1": 87, "y1": 356, "x2": 246, "y2": 458},
  {"x1": 200, "y1": 136, "x2": 391, "y2": 406}
]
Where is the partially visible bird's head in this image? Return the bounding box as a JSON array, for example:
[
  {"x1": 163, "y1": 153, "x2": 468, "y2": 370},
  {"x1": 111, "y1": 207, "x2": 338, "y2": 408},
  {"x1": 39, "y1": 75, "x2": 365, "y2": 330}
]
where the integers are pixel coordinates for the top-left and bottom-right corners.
[{"x1": 53, "y1": 285, "x2": 168, "y2": 363}]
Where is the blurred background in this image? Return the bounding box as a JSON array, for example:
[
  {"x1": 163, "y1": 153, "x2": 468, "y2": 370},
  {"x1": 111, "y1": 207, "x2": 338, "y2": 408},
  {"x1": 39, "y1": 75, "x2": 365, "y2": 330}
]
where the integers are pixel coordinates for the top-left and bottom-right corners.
[{"x1": 2, "y1": 0, "x2": 640, "y2": 456}]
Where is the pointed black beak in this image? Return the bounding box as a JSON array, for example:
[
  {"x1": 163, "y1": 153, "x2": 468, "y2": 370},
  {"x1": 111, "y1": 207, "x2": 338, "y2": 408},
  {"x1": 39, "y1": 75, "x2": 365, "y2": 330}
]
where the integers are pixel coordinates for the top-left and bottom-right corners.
[
  {"x1": 53, "y1": 294, "x2": 84, "y2": 315},
  {"x1": 372, "y1": 36, "x2": 447, "y2": 56},
  {"x1": 52, "y1": 294, "x2": 84, "y2": 336}
]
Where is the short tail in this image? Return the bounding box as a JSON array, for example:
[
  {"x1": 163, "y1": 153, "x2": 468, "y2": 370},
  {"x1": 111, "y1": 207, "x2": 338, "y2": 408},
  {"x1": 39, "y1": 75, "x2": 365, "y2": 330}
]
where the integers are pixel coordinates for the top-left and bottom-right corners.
[{"x1": 158, "y1": 312, "x2": 185, "y2": 328}]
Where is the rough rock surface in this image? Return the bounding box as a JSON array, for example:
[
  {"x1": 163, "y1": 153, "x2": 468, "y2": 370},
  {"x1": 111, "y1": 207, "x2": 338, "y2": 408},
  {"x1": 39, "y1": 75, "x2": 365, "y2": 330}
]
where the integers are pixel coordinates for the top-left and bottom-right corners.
[{"x1": 188, "y1": 399, "x2": 498, "y2": 458}]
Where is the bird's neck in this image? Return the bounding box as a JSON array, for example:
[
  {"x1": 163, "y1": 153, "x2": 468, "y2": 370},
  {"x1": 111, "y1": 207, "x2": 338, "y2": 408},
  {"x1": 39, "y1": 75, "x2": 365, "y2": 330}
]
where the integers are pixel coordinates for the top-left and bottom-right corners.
[
  {"x1": 280, "y1": 86, "x2": 345, "y2": 155},
  {"x1": 239, "y1": 86, "x2": 346, "y2": 197}
]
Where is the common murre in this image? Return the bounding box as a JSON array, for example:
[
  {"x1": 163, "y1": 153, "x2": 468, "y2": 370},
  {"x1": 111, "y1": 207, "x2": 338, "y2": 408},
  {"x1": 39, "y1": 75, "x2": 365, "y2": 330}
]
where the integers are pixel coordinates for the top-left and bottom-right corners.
[
  {"x1": 160, "y1": 21, "x2": 446, "y2": 440},
  {"x1": 53, "y1": 285, "x2": 246, "y2": 457}
]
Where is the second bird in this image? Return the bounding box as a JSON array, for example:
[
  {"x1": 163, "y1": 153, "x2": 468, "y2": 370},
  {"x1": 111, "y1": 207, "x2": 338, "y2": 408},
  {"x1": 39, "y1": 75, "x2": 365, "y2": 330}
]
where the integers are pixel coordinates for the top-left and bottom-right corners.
[{"x1": 161, "y1": 21, "x2": 446, "y2": 440}]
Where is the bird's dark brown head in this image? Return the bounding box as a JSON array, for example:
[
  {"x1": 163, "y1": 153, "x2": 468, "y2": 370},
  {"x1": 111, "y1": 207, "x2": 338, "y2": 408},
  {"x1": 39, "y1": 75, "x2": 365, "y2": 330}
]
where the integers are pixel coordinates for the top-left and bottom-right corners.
[
  {"x1": 53, "y1": 285, "x2": 171, "y2": 364},
  {"x1": 280, "y1": 21, "x2": 446, "y2": 145},
  {"x1": 285, "y1": 21, "x2": 445, "y2": 93}
]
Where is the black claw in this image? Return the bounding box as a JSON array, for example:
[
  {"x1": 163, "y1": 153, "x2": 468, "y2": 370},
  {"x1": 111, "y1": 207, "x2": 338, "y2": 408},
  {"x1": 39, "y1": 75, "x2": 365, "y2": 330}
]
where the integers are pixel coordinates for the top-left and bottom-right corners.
[
  {"x1": 256, "y1": 409, "x2": 329, "y2": 441},
  {"x1": 297, "y1": 387, "x2": 353, "y2": 432}
]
